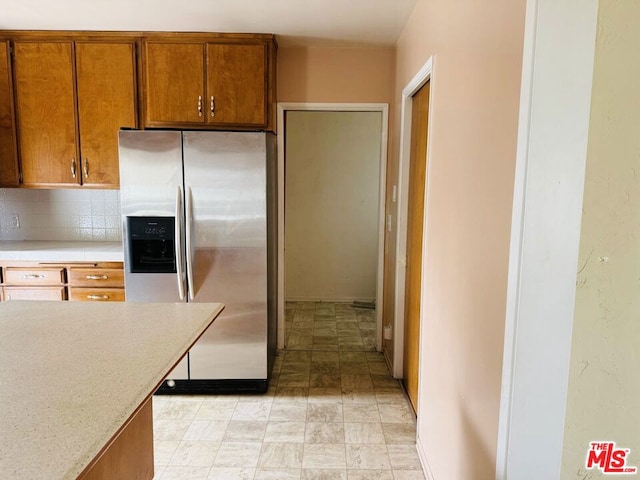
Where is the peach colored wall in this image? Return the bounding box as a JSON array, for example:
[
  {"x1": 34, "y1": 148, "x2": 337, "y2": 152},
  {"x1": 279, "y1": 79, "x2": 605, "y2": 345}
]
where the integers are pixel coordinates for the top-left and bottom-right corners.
[
  {"x1": 386, "y1": 0, "x2": 526, "y2": 478},
  {"x1": 277, "y1": 46, "x2": 394, "y2": 103}
]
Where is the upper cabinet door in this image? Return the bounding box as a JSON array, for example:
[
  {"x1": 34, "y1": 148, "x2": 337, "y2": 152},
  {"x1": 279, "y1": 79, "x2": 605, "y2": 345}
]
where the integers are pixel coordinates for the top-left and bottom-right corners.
[
  {"x1": 144, "y1": 42, "x2": 205, "y2": 126},
  {"x1": 76, "y1": 42, "x2": 137, "y2": 188},
  {"x1": 206, "y1": 43, "x2": 266, "y2": 127},
  {"x1": 0, "y1": 41, "x2": 19, "y2": 186},
  {"x1": 14, "y1": 41, "x2": 79, "y2": 187},
  {"x1": 142, "y1": 36, "x2": 275, "y2": 131}
]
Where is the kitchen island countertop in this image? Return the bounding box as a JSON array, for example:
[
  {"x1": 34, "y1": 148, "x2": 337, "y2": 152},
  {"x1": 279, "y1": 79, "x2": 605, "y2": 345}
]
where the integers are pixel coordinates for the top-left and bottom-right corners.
[
  {"x1": 0, "y1": 300, "x2": 224, "y2": 480},
  {"x1": 0, "y1": 241, "x2": 123, "y2": 262}
]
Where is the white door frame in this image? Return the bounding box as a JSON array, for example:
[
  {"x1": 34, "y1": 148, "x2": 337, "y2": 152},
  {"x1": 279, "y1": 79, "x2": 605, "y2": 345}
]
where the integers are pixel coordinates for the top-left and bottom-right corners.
[
  {"x1": 276, "y1": 102, "x2": 389, "y2": 350},
  {"x1": 495, "y1": 0, "x2": 598, "y2": 478},
  {"x1": 392, "y1": 57, "x2": 434, "y2": 378}
]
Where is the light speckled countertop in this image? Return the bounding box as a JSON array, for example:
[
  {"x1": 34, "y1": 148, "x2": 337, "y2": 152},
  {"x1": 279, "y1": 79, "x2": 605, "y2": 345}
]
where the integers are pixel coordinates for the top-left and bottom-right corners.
[
  {"x1": 0, "y1": 300, "x2": 224, "y2": 480},
  {"x1": 0, "y1": 241, "x2": 123, "y2": 262}
]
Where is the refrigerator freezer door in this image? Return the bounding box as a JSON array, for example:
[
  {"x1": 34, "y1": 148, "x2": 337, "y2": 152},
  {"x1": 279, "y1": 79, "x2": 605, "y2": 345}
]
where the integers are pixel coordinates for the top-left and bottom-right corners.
[
  {"x1": 119, "y1": 130, "x2": 188, "y2": 378},
  {"x1": 183, "y1": 131, "x2": 268, "y2": 380}
]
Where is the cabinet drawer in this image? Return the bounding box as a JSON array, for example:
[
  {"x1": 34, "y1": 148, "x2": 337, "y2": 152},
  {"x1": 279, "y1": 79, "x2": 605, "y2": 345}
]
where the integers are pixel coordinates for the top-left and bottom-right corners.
[
  {"x1": 3, "y1": 286, "x2": 67, "y2": 301},
  {"x1": 68, "y1": 268, "x2": 124, "y2": 287},
  {"x1": 69, "y1": 287, "x2": 125, "y2": 302},
  {"x1": 4, "y1": 267, "x2": 65, "y2": 285}
]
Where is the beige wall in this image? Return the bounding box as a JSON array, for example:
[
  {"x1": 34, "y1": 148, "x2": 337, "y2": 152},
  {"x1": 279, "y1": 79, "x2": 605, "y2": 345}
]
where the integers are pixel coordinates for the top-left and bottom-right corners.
[
  {"x1": 562, "y1": 1, "x2": 640, "y2": 476},
  {"x1": 277, "y1": 46, "x2": 394, "y2": 103},
  {"x1": 386, "y1": 0, "x2": 526, "y2": 478},
  {"x1": 284, "y1": 111, "x2": 382, "y2": 302}
]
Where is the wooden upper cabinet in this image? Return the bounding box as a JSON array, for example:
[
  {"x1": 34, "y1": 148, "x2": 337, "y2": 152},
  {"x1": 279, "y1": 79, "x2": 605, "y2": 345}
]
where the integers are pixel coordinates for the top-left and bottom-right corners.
[
  {"x1": 143, "y1": 35, "x2": 275, "y2": 131},
  {"x1": 76, "y1": 42, "x2": 137, "y2": 188},
  {"x1": 13, "y1": 41, "x2": 79, "y2": 187},
  {"x1": 206, "y1": 43, "x2": 266, "y2": 127},
  {"x1": 144, "y1": 42, "x2": 205, "y2": 125},
  {"x1": 10, "y1": 36, "x2": 138, "y2": 188},
  {"x1": 2, "y1": 31, "x2": 275, "y2": 188},
  {"x1": 0, "y1": 41, "x2": 19, "y2": 186}
]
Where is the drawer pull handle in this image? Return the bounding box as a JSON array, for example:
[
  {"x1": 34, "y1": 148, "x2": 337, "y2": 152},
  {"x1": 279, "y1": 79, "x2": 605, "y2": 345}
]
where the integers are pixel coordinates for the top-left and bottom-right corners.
[
  {"x1": 198, "y1": 95, "x2": 203, "y2": 117},
  {"x1": 23, "y1": 274, "x2": 45, "y2": 279},
  {"x1": 85, "y1": 275, "x2": 108, "y2": 280},
  {"x1": 71, "y1": 158, "x2": 77, "y2": 179},
  {"x1": 87, "y1": 294, "x2": 109, "y2": 300}
]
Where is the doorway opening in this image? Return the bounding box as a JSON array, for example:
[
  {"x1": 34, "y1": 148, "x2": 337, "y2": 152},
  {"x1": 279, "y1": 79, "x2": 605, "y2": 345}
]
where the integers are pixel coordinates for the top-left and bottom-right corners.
[{"x1": 276, "y1": 103, "x2": 389, "y2": 351}]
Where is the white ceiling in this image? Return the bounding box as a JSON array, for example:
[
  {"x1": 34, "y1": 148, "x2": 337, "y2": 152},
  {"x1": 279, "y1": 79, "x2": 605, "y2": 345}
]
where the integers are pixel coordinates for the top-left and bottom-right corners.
[{"x1": 1, "y1": 0, "x2": 419, "y2": 47}]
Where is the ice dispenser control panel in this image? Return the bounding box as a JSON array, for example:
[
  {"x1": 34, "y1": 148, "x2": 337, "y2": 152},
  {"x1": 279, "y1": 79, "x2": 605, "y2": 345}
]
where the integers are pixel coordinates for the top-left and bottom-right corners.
[{"x1": 127, "y1": 217, "x2": 177, "y2": 274}]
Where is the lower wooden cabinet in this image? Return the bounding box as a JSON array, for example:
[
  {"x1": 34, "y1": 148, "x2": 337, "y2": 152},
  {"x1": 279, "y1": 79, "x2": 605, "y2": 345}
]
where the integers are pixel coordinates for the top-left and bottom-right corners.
[
  {"x1": 0, "y1": 262, "x2": 124, "y2": 302},
  {"x1": 2, "y1": 266, "x2": 66, "y2": 300},
  {"x1": 68, "y1": 264, "x2": 125, "y2": 302},
  {"x1": 3, "y1": 286, "x2": 67, "y2": 301},
  {"x1": 68, "y1": 267, "x2": 124, "y2": 288},
  {"x1": 69, "y1": 287, "x2": 125, "y2": 302},
  {"x1": 4, "y1": 267, "x2": 65, "y2": 285}
]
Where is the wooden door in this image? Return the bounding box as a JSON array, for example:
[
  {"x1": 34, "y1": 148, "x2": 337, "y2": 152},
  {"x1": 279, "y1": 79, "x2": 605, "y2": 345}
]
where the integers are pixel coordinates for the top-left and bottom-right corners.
[
  {"x1": 206, "y1": 43, "x2": 266, "y2": 127},
  {"x1": 13, "y1": 41, "x2": 79, "y2": 186},
  {"x1": 76, "y1": 42, "x2": 137, "y2": 188},
  {"x1": 144, "y1": 42, "x2": 205, "y2": 126},
  {"x1": 0, "y1": 41, "x2": 19, "y2": 186},
  {"x1": 403, "y1": 81, "x2": 430, "y2": 411}
]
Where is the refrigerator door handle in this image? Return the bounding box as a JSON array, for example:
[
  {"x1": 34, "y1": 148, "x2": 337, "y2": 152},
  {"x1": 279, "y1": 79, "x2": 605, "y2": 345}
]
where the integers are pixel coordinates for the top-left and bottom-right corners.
[
  {"x1": 175, "y1": 186, "x2": 186, "y2": 300},
  {"x1": 185, "y1": 186, "x2": 195, "y2": 300}
]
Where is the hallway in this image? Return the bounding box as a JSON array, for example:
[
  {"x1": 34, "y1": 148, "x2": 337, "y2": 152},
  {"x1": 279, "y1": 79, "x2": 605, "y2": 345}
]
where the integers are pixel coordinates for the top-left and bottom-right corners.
[{"x1": 152, "y1": 302, "x2": 424, "y2": 479}]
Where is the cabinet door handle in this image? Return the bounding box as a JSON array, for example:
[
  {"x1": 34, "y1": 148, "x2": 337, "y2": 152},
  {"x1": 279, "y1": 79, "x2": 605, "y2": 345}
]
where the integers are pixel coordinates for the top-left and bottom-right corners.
[
  {"x1": 87, "y1": 294, "x2": 109, "y2": 300},
  {"x1": 71, "y1": 159, "x2": 77, "y2": 178},
  {"x1": 198, "y1": 95, "x2": 203, "y2": 117},
  {"x1": 83, "y1": 159, "x2": 89, "y2": 178},
  {"x1": 85, "y1": 274, "x2": 108, "y2": 280},
  {"x1": 23, "y1": 274, "x2": 45, "y2": 279},
  {"x1": 210, "y1": 96, "x2": 215, "y2": 117}
]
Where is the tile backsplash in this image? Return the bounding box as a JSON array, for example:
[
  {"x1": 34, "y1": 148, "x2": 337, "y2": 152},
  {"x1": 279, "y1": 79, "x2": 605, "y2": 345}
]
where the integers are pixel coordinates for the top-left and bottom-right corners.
[{"x1": 0, "y1": 189, "x2": 121, "y2": 242}]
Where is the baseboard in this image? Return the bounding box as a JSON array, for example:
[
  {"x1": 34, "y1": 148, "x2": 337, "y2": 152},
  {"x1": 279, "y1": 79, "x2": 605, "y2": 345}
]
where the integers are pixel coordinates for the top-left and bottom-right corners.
[
  {"x1": 383, "y1": 348, "x2": 397, "y2": 379},
  {"x1": 285, "y1": 296, "x2": 375, "y2": 303},
  {"x1": 416, "y1": 433, "x2": 435, "y2": 480}
]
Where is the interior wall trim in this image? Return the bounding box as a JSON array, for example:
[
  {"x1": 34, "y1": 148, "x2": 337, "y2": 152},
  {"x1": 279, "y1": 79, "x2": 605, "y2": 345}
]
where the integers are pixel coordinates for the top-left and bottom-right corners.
[
  {"x1": 393, "y1": 56, "x2": 434, "y2": 379},
  {"x1": 495, "y1": 0, "x2": 599, "y2": 477}
]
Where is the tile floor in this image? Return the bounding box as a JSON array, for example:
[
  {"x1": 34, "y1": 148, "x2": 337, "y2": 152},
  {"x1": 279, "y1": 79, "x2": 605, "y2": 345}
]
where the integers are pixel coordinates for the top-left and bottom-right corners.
[
  {"x1": 284, "y1": 301, "x2": 377, "y2": 352},
  {"x1": 152, "y1": 302, "x2": 425, "y2": 480}
]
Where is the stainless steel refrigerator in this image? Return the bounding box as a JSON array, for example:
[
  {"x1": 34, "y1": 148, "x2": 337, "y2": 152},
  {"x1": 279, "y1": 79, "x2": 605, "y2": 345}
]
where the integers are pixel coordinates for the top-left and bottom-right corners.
[{"x1": 118, "y1": 130, "x2": 277, "y2": 394}]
